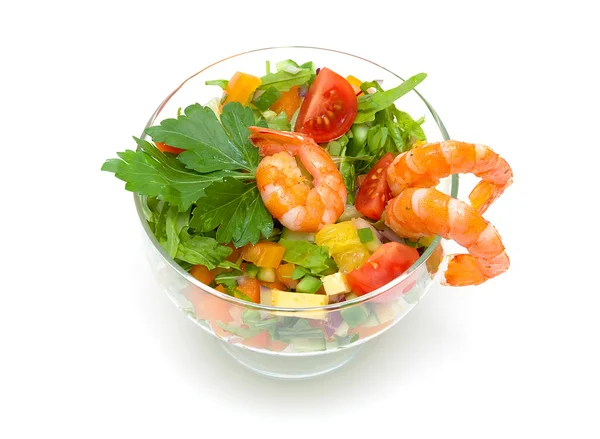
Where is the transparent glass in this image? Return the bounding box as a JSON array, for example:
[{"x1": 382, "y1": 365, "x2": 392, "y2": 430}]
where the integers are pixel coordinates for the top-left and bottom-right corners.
[{"x1": 135, "y1": 47, "x2": 458, "y2": 379}]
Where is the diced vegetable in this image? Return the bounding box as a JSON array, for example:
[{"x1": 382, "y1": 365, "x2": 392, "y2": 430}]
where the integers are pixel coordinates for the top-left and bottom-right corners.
[
  {"x1": 241, "y1": 241, "x2": 286, "y2": 268},
  {"x1": 357, "y1": 227, "x2": 374, "y2": 243},
  {"x1": 289, "y1": 337, "x2": 326, "y2": 352},
  {"x1": 353, "y1": 218, "x2": 382, "y2": 252},
  {"x1": 257, "y1": 267, "x2": 277, "y2": 283},
  {"x1": 245, "y1": 263, "x2": 259, "y2": 279},
  {"x1": 236, "y1": 277, "x2": 261, "y2": 303},
  {"x1": 346, "y1": 242, "x2": 420, "y2": 296},
  {"x1": 315, "y1": 221, "x2": 370, "y2": 273},
  {"x1": 340, "y1": 305, "x2": 370, "y2": 329},
  {"x1": 190, "y1": 265, "x2": 216, "y2": 285},
  {"x1": 296, "y1": 275, "x2": 323, "y2": 294},
  {"x1": 276, "y1": 263, "x2": 299, "y2": 290},
  {"x1": 346, "y1": 75, "x2": 363, "y2": 95},
  {"x1": 271, "y1": 289, "x2": 328, "y2": 308},
  {"x1": 259, "y1": 286, "x2": 272, "y2": 306},
  {"x1": 270, "y1": 85, "x2": 302, "y2": 121},
  {"x1": 315, "y1": 221, "x2": 362, "y2": 254},
  {"x1": 322, "y1": 273, "x2": 352, "y2": 296},
  {"x1": 221, "y1": 72, "x2": 262, "y2": 107}
]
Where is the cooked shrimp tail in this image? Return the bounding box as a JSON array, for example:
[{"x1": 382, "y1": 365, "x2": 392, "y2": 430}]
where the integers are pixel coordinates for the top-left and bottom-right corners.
[{"x1": 384, "y1": 188, "x2": 509, "y2": 286}]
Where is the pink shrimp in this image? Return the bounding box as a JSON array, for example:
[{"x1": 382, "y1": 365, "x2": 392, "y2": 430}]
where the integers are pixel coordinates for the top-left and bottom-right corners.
[
  {"x1": 248, "y1": 127, "x2": 347, "y2": 232},
  {"x1": 384, "y1": 141, "x2": 512, "y2": 286},
  {"x1": 387, "y1": 140, "x2": 512, "y2": 214}
]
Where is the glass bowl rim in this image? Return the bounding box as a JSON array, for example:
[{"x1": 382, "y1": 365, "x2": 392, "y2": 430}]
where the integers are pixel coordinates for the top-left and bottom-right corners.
[{"x1": 134, "y1": 45, "x2": 459, "y2": 312}]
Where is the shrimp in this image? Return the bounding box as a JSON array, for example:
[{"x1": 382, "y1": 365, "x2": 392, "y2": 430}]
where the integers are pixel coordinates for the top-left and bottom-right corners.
[
  {"x1": 385, "y1": 141, "x2": 512, "y2": 286},
  {"x1": 385, "y1": 188, "x2": 509, "y2": 286},
  {"x1": 387, "y1": 140, "x2": 513, "y2": 214},
  {"x1": 248, "y1": 127, "x2": 347, "y2": 232}
]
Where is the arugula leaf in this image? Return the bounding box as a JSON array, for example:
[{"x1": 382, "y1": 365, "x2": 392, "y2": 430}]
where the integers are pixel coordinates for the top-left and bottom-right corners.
[
  {"x1": 102, "y1": 138, "x2": 252, "y2": 211},
  {"x1": 339, "y1": 147, "x2": 356, "y2": 204},
  {"x1": 355, "y1": 73, "x2": 427, "y2": 123},
  {"x1": 205, "y1": 79, "x2": 228, "y2": 90},
  {"x1": 190, "y1": 177, "x2": 273, "y2": 247},
  {"x1": 175, "y1": 230, "x2": 232, "y2": 269},
  {"x1": 279, "y1": 239, "x2": 337, "y2": 275},
  {"x1": 394, "y1": 109, "x2": 426, "y2": 145},
  {"x1": 253, "y1": 87, "x2": 281, "y2": 111},
  {"x1": 144, "y1": 102, "x2": 259, "y2": 173},
  {"x1": 266, "y1": 111, "x2": 291, "y2": 131},
  {"x1": 259, "y1": 69, "x2": 312, "y2": 92}
]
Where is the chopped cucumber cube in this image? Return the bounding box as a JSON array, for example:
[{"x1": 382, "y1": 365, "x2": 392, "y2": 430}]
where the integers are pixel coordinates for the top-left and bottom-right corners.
[
  {"x1": 292, "y1": 267, "x2": 308, "y2": 280},
  {"x1": 358, "y1": 227, "x2": 374, "y2": 243},
  {"x1": 340, "y1": 305, "x2": 370, "y2": 329},
  {"x1": 295, "y1": 275, "x2": 322, "y2": 294},
  {"x1": 245, "y1": 263, "x2": 259, "y2": 279},
  {"x1": 257, "y1": 267, "x2": 276, "y2": 283}
]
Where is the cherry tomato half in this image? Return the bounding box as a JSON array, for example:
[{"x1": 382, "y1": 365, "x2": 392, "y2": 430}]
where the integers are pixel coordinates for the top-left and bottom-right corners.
[
  {"x1": 346, "y1": 242, "x2": 420, "y2": 296},
  {"x1": 355, "y1": 153, "x2": 395, "y2": 220},
  {"x1": 294, "y1": 67, "x2": 358, "y2": 143}
]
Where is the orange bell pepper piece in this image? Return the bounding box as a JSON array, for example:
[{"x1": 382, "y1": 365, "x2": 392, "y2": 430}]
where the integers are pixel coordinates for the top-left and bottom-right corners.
[
  {"x1": 221, "y1": 72, "x2": 262, "y2": 108},
  {"x1": 236, "y1": 277, "x2": 261, "y2": 304},
  {"x1": 241, "y1": 241, "x2": 285, "y2": 268},
  {"x1": 276, "y1": 263, "x2": 299, "y2": 289},
  {"x1": 270, "y1": 85, "x2": 302, "y2": 121},
  {"x1": 190, "y1": 265, "x2": 217, "y2": 285}
]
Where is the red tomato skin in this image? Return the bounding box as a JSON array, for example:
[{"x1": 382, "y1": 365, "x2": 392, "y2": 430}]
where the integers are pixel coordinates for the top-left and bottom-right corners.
[
  {"x1": 346, "y1": 242, "x2": 420, "y2": 296},
  {"x1": 355, "y1": 153, "x2": 395, "y2": 220},
  {"x1": 294, "y1": 67, "x2": 358, "y2": 143},
  {"x1": 155, "y1": 141, "x2": 184, "y2": 154}
]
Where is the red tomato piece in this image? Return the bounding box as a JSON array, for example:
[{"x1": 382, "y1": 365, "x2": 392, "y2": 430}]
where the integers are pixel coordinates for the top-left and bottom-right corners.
[
  {"x1": 355, "y1": 153, "x2": 395, "y2": 220},
  {"x1": 154, "y1": 141, "x2": 184, "y2": 154},
  {"x1": 294, "y1": 67, "x2": 358, "y2": 143},
  {"x1": 346, "y1": 242, "x2": 420, "y2": 296}
]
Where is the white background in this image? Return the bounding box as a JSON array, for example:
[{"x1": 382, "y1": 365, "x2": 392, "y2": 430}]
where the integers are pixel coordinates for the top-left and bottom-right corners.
[{"x1": 2, "y1": 0, "x2": 599, "y2": 437}]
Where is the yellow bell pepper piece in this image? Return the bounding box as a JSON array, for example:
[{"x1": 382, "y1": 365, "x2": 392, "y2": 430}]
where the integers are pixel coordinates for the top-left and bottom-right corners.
[{"x1": 221, "y1": 72, "x2": 262, "y2": 108}]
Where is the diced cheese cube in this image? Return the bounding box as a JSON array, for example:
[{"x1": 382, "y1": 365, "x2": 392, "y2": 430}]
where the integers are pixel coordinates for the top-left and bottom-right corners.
[
  {"x1": 271, "y1": 289, "x2": 328, "y2": 307},
  {"x1": 322, "y1": 273, "x2": 351, "y2": 296},
  {"x1": 271, "y1": 289, "x2": 328, "y2": 320}
]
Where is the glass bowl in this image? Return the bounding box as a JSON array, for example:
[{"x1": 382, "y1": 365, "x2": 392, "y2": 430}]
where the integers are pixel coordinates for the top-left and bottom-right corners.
[{"x1": 135, "y1": 47, "x2": 458, "y2": 379}]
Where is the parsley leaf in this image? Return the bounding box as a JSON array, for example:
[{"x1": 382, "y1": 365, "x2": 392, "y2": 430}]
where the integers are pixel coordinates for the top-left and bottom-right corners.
[
  {"x1": 101, "y1": 138, "x2": 252, "y2": 211},
  {"x1": 355, "y1": 73, "x2": 427, "y2": 124},
  {"x1": 144, "y1": 102, "x2": 259, "y2": 173},
  {"x1": 190, "y1": 177, "x2": 273, "y2": 247},
  {"x1": 175, "y1": 230, "x2": 233, "y2": 270}
]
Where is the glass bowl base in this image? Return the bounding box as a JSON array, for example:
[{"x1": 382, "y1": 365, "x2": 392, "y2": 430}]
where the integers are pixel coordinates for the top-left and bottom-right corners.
[{"x1": 219, "y1": 341, "x2": 362, "y2": 380}]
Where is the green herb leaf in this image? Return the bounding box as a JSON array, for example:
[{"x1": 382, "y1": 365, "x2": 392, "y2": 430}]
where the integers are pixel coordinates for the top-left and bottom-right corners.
[
  {"x1": 101, "y1": 138, "x2": 252, "y2": 211},
  {"x1": 259, "y1": 69, "x2": 312, "y2": 92},
  {"x1": 355, "y1": 73, "x2": 427, "y2": 123},
  {"x1": 144, "y1": 102, "x2": 259, "y2": 173},
  {"x1": 190, "y1": 178, "x2": 273, "y2": 247},
  {"x1": 266, "y1": 111, "x2": 291, "y2": 131},
  {"x1": 279, "y1": 239, "x2": 336, "y2": 275},
  {"x1": 175, "y1": 231, "x2": 232, "y2": 269},
  {"x1": 205, "y1": 79, "x2": 228, "y2": 90},
  {"x1": 163, "y1": 205, "x2": 191, "y2": 258},
  {"x1": 253, "y1": 86, "x2": 281, "y2": 111},
  {"x1": 339, "y1": 147, "x2": 356, "y2": 204}
]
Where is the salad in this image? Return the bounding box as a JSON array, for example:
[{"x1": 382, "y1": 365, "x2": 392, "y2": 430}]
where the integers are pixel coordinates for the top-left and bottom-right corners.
[
  {"x1": 103, "y1": 59, "x2": 431, "y2": 305},
  {"x1": 102, "y1": 57, "x2": 511, "y2": 351}
]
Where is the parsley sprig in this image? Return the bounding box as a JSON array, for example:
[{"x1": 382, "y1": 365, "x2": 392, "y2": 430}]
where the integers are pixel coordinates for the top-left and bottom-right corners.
[{"x1": 102, "y1": 102, "x2": 274, "y2": 248}]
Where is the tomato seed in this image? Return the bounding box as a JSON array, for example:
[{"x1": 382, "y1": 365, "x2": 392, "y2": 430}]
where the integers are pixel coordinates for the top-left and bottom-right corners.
[{"x1": 326, "y1": 110, "x2": 335, "y2": 119}]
